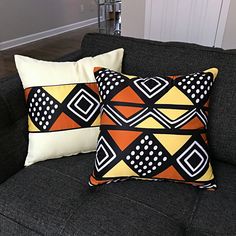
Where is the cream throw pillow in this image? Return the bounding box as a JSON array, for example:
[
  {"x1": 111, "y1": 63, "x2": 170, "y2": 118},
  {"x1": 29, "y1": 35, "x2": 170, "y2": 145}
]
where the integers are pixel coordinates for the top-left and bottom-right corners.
[{"x1": 15, "y1": 48, "x2": 124, "y2": 166}]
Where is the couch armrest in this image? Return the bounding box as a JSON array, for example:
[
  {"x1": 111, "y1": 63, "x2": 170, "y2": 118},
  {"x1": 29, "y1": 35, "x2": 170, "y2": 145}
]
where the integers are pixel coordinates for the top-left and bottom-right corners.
[
  {"x1": 0, "y1": 74, "x2": 27, "y2": 184},
  {"x1": 0, "y1": 49, "x2": 84, "y2": 184}
]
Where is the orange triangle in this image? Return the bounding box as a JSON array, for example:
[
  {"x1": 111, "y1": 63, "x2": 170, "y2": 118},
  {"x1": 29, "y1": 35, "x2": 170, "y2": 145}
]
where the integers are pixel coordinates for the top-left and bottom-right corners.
[
  {"x1": 89, "y1": 175, "x2": 109, "y2": 186},
  {"x1": 111, "y1": 86, "x2": 144, "y2": 104},
  {"x1": 167, "y1": 75, "x2": 181, "y2": 80},
  {"x1": 93, "y1": 67, "x2": 103, "y2": 73},
  {"x1": 180, "y1": 116, "x2": 204, "y2": 129},
  {"x1": 114, "y1": 105, "x2": 143, "y2": 119},
  {"x1": 101, "y1": 113, "x2": 116, "y2": 126},
  {"x1": 50, "y1": 112, "x2": 80, "y2": 131},
  {"x1": 204, "y1": 99, "x2": 210, "y2": 108},
  {"x1": 201, "y1": 133, "x2": 208, "y2": 144},
  {"x1": 108, "y1": 130, "x2": 142, "y2": 151},
  {"x1": 25, "y1": 88, "x2": 32, "y2": 101},
  {"x1": 86, "y1": 83, "x2": 99, "y2": 95},
  {"x1": 154, "y1": 166, "x2": 184, "y2": 181}
]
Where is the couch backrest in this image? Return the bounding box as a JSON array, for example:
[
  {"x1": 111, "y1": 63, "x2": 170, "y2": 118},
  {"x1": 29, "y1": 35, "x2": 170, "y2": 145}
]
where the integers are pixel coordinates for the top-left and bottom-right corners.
[{"x1": 81, "y1": 33, "x2": 236, "y2": 165}]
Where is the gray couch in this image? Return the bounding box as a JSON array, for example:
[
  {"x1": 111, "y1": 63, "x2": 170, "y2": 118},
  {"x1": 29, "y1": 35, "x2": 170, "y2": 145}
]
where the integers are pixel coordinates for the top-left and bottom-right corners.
[{"x1": 0, "y1": 33, "x2": 235, "y2": 236}]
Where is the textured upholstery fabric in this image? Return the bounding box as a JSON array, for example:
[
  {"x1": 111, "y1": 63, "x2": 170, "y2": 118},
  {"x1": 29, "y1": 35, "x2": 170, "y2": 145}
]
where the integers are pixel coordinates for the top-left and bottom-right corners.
[
  {"x1": 190, "y1": 160, "x2": 236, "y2": 235},
  {"x1": 0, "y1": 153, "x2": 235, "y2": 235},
  {"x1": 0, "y1": 216, "x2": 40, "y2": 236},
  {"x1": 81, "y1": 33, "x2": 236, "y2": 165}
]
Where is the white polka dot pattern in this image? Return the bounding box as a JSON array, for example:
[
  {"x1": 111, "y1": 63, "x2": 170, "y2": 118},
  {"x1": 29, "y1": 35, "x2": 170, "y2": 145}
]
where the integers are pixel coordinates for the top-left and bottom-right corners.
[
  {"x1": 96, "y1": 69, "x2": 126, "y2": 100},
  {"x1": 125, "y1": 135, "x2": 170, "y2": 177},
  {"x1": 28, "y1": 88, "x2": 60, "y2": 130},
  {"x1": 176, "y1": 72, "x2": 214, "y2": 104}
]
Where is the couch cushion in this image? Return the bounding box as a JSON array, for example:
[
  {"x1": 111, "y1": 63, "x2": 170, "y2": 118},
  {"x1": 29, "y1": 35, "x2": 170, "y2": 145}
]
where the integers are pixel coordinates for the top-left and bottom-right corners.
[
  {"x1": 94, "y1": 161, "x2": 236, "y2": 236},
  {"x1": 188, "y1": 160, "x2": 236, "y2": 235},
  {"x1": 0, "y1": 76, "x2": 28, "y2": 184},
  {"x1": 81, "y1": 33, "x2": 236, "y2": 166},
  {"x1": 0, "y1": 153, "x2": 234, "y2": 235},
  {"x1": 0, "y1": 152, "x2": 202, "y2": 235},
  {"x1": 40, "y1": 155, "x2": 200, "y2": 226},
  {"x1": 0, "y1": 216, "x2": 39, "y2": 236}
]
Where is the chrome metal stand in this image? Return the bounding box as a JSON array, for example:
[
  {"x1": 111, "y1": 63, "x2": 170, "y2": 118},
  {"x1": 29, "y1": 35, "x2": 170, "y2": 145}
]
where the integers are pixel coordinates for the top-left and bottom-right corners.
[{"x1": 97, "y1": 0, "x2": 121, "y2": 35}]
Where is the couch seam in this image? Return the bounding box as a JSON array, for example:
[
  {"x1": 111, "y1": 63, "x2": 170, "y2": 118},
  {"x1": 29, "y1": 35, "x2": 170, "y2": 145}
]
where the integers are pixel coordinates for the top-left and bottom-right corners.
[
  {"x1": 100, "y1": 190, "x2": 185, "y2": 230},
  {"x1": 58, "y1": 211, "x2": 75, "y2": 235},
  {"x1": 0, "y1": 165, "x2": 87, "y2": 236},
  {"x1": 59, "y1": 205, "x2": 114, "y2": 236},
  {"x1": 185, "y1": 192, "x2": 202, "y2": 230},
  {"x1": 37, "y1": 165, "x2": 87, "y2": 187},
  {"x1": 57, "y1": 182, "x2": 117, "y2": 235},
  {"x1": 58, "y1": 194, "x2": 88, "y2": 236},
  {"x1": 0, "y1": 211, "x2": 43, "y2": 235},
  {"x1": 61, "y1": 190, "x2": 182, "y2": 236},
  {"x1": 35, "y1": 165, "x2": 185, "y2": 230}
]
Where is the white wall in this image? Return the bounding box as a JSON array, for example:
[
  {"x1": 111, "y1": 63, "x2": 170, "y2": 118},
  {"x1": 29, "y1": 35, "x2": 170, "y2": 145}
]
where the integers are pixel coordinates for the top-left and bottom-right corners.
[
  {"x1": 122, "y1": 0, "x2": 236, "y2": 49},
  {"x1": 144, "y1": 0, "x2": 222, "y2": 47},
  {"x1": 121, "y1": 0, "x2": 146, "y2": 38},
  {"x1": 222, "y1": 0, "x2": 236, "y2": 49},
  {"x1": 0, "y1": 0, "x2": 97, "y2": 42}
]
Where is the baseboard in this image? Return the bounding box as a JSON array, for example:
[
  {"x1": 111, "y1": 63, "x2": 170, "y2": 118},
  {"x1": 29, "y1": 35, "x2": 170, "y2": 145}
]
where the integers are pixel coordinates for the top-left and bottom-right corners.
[{"x1": 0, "y1": 17, "x2": 98, "y2": 51}]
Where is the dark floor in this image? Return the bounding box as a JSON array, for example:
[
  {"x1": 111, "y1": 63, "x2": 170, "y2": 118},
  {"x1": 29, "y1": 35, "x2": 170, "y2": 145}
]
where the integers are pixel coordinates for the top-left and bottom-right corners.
[{"x1": 0, "y1": 24, "x2": 98, "y2": 78}]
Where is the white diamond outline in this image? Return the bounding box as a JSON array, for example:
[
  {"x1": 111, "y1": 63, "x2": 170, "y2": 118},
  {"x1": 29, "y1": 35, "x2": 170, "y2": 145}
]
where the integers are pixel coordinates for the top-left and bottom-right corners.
[
  {"x1": 134, "y1": 77, "x2": 169, "y2": 98},
  {"x1": 96, "y1": 144, "x2": 109, "y2": 166},
  {"x1": 184, "y1": 149, "x2": 204, "y2": 172},
  {"x1": 177, "y1": 141, "x2": 208, "y2": 177},
  {"x1": 74, "y1": 94, "x2": 94, "y2": 115},
  {"x1": 67, "y1": 88, "x2": 100, "y2": 122},
  {"x1": 141, "y1": 78, "x2": 162, "y2": 93},
  {"x1": 95, "y1": 136, "x2": 117, "y2": 172}
]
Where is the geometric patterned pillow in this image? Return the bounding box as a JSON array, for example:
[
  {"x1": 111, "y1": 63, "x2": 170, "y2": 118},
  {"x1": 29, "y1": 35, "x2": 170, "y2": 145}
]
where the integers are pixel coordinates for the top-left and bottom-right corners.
[
  {"x1": 15, "y1": 48, "x2": 124, "y2": 166},
  {"x1": 89, "y1": 67, "x2": 218, "y2": 190}
]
